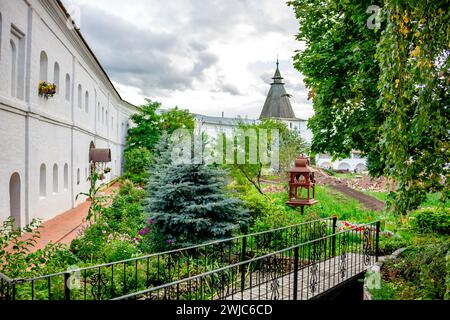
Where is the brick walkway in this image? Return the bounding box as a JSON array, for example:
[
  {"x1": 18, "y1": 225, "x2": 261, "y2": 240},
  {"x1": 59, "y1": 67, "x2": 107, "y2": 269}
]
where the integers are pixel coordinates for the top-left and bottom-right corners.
[{"x1": 23, "y1": 183, "x2": 120, "y2": 252}]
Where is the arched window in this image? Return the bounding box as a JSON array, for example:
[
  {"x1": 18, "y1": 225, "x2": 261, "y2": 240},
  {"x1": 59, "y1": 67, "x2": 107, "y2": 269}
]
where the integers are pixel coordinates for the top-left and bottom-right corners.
[
  {"x1": 39, "y1": 164, "x2": 46, "y2": 198},
  {"x1": 53, "y1": 62, "x2": 60, "y2": 94},
  {"x1": 65, "y1": 74, "x2": 71, "y2": 101},
  {"x1": 85, "y1": 91, "x2": 89, "y2": 112},
  {"x1": 10, "y1": 40, "x2": 17, "y2": 97},
  {"x1": 102, "y1": 107, "x2": 104, "y2": 124},
  {"x1": 9, "y1": 173, "x2": 21, "y2": 228},
  {"x1": 39, "y1": 51, "x2": 48, "y2": 82},
  {"x1": 53, "y1": 164, "x2": 58, "y2": 194},
  {"x1": 105, "y1": 110, "x2": 108, "y2": 127},
  {"x1": 77, "y1": 168, "x2": 80, "y2": 185},
  {"x1": 97, "y1": 102, "x2": 101, "y2": 121},
  {"x1": 64, "y1": 164, "x2": 69, "y2": 190},
  {"x1": 77, "y1": 84, "x2": 82, "y2": 109}
]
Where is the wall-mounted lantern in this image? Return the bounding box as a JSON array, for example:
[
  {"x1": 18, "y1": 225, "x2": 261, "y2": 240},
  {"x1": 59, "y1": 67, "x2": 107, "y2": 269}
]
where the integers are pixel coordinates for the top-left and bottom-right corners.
[{"x1": 89, "y1": 148, "x2": 111, "y2": 163}]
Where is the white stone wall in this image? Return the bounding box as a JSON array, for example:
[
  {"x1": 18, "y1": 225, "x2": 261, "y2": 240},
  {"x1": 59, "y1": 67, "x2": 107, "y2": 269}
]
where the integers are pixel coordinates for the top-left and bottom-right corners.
[
  {"x1": 0, "y1": 0, "x2": 137, "y2": 226},
  {"x1": 316, "y1": 153, "x2": 368, "y2": 173}
]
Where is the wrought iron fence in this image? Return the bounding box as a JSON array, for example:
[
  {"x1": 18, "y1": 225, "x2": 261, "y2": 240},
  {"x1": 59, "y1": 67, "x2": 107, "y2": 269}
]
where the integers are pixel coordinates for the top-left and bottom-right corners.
[
  {"x1": 0, "y1": 217, "x2": 337, "y2": 301},
  {"x1": 113, "y1": 221, "x2": 380, "y2": 301}
]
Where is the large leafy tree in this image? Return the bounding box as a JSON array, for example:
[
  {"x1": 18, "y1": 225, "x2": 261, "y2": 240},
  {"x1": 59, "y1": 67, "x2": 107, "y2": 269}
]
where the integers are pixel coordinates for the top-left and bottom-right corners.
[
  {"x1": 124, "y1": 100, "x2": 195, "y2": 184},
  {"x1": 288, "y1": 0, "x2": 384, "y2": 175},
  {"x1": 289, "y1": 0, "x2": 449, "y2": 213},
  {"x1": 126, "y1": 100, "x2": 162, "y2": 152},
  {"x1": 376, "y1": 0, "x2": 449, "y2": 213},
  {"x1": 226, "y1": 119, "x2": 308, "y2": 197}
]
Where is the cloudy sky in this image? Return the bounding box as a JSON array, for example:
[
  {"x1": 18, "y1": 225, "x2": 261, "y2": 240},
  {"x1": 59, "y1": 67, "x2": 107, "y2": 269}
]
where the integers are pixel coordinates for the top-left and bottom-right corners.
[{"x1": 62, "y1": 0, "x2": 313, "y2": 119}]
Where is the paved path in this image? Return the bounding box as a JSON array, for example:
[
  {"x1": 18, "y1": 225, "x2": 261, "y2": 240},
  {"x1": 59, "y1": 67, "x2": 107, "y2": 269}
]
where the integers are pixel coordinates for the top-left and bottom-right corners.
[
  {"x1": 19, "y1": 183, "x2": 120, "y2": 252},
  {"x1": 226, "y1": 253, "x2": 369, "y2": 300}
]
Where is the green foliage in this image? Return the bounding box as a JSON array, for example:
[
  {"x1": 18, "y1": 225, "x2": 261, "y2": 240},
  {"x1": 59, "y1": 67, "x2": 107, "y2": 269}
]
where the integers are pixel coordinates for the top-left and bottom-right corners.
[
  {"x1": 288, "y1": 0, "x2": 384, "y2": 175},
  {"x1": 0, "y1": 218, "x2": 78, "y2": 279},
  {"x1": 409, "y1": 207, "x2": 450, "y2": 236},
  {"x1": 378, "y1": 235, "x2": 410, "y2": 256},
  {"x1": 376, "y1": 1, "x2": 450, "y2": 214},
  {"x1": 380, "y1": 244, "x2": 450, "y2": 300},
  {"x1": 76, "y1": 163, "x2": 110, "y2": 222},
  {"x1": 289, "y1": 0, "x2": 449, "y2": 214},
  {"x1": 126, "y1": 100, "x2": 162, "y2": 152},
  {"x1": 226, "y1": 119, "x2": 308, "y2": 197},
  {"x1": 123, "y1": 147, "x2": 152, "y2": 184},
  {"x1": 146, "y1": 163, "x2": 250, "y2": 248},
  {"x1": 124, "y1": 101, "x2": 195, "y2": 185},
  {"x1": 159, "y1": 107, "x2": 195, "y2": 134},
  {"x1": 71, "y1": 181, "x2": 145, "y2": 263}
]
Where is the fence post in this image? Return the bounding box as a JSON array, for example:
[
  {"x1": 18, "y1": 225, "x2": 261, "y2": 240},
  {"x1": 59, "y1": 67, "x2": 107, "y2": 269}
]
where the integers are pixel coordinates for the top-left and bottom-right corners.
[
  {"x1": 293, "y1": 246, "x2": 299, "y2": 300},
  {"x1": 64, "y1": 272, "x2": 71, "y2": 301},
  {"x1": 240, "y1": 236, "x2": 247, "y2": 292},
  {"x1": 331, "y1": 216, "x2": 337, "y2": 257},
  {"x1": 375, "y1": 221, "x2": 381, "y2": 262}
]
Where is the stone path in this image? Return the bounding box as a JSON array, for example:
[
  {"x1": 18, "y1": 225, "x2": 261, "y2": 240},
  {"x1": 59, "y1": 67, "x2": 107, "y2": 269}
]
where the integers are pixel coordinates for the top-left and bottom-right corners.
[
  {"x1": 226, "y1": 253, "x2": 370, "y2": 300},
  {"x1": 18, "y1": 183, "x2": 120, "y2": 252}
]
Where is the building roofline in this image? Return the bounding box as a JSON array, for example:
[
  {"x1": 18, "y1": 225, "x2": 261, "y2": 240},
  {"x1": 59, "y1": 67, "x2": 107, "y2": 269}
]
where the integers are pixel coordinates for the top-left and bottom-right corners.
[{"x1": 55, "y1": 0, "x2": 138, "y2": 110}]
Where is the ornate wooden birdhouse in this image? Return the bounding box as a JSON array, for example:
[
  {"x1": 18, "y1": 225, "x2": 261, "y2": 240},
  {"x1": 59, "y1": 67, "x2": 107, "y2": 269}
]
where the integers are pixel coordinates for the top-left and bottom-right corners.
[{"x1": 286, "y1": 156, "x2": 318, "y2": 213}]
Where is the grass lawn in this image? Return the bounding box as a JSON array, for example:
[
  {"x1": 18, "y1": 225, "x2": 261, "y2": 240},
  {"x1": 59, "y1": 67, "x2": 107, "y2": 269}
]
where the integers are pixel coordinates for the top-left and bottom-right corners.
[
  {"x1": 267, "y1": 184, "x2": 381, "y2": 223},
  {"x1": 361, "y1": 191, "x2": 449, "y2": 209}
]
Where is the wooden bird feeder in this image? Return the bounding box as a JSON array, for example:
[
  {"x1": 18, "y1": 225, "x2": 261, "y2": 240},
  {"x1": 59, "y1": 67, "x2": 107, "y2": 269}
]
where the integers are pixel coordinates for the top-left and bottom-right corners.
[{"x1": 286, "y1": 156, "x2": 318, "y2": 214}]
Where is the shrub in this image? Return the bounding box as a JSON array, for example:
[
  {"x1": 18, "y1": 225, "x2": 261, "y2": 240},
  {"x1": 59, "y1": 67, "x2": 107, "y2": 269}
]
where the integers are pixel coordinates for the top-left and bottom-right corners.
[
  {"x1": 1, "y1": 218, "x2": 77, "y2": 279},
  {"x1": 123, "y1": 147, "x2": 151, "y2": 184},
  {"x1": 103, "y1": 239, "x2": 139, "y2": 262},
  {"x1": 409, "y1": 207, "x2": 450, "y2": 235},
  {"x1": 381, "y1": 243, "x2": 450, "y2": 300},
  {"x1": 71, "y1": 181, "x2": 145, "y2": 263},
  {"x1": 378, "y1": 235, "x2": 410, "y2": 256}
]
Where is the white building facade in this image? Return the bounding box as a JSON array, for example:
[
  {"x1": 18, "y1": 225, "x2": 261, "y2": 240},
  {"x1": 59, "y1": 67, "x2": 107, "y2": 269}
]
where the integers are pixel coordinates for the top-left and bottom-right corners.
[
  {"x1": 0, "y1": 0, "x2": 137, "y2": 227},
  {"x1": 316, "y1": 152, "x2": 367, "y2": 173}
]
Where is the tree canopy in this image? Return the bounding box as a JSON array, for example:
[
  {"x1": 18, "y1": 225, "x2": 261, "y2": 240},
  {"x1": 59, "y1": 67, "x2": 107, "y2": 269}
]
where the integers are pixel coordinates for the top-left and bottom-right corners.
[{"x1": 289, "y1": 0, "x2": 449, "y2": 213}]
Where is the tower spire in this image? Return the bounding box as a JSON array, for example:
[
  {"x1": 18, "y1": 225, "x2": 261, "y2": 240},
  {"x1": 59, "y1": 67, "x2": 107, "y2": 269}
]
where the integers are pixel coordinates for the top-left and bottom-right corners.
[{"x1": 259, "y1": 58, "x2": 296, "y2": 120}]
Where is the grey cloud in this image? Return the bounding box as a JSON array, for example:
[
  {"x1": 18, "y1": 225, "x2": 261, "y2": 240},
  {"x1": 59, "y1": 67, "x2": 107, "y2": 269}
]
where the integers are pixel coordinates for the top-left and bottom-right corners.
[{"x1": 79, "y1": 6, "x2": 219, "y2": 94}]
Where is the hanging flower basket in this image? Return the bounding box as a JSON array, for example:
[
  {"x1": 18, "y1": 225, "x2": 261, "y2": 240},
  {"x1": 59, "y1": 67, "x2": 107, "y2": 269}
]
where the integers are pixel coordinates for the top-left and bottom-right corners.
[{"x1": 38, "y1": 81, "x2": 57, "y2": 99}]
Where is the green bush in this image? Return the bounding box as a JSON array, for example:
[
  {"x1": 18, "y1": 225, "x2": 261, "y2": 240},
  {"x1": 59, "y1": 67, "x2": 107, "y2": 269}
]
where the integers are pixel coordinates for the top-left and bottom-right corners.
[
  {"x1": 380, "y1": 243, "x2": 450, "y2": 300},
  {"x1": 103, "y1": 180, "x2": 146, "y2": 237},
  {"x1": 409, "y1": 207, "x2": 450, "y2": 235},
  {"x1": 123, "y1": 147, "x2": 151, "y2": 184},
  {"x1": 1, "y1": 218, "x2": 78, "y2": 279},
  {"x1": 70, "y1": 181, "x2": 146, "y2": 263},
  {"x1": 378, "y1": 235, "x2": 410, "y2": 256},
  {"x1": 103, "y1": 239, "x2": 139, "y2": 262}
]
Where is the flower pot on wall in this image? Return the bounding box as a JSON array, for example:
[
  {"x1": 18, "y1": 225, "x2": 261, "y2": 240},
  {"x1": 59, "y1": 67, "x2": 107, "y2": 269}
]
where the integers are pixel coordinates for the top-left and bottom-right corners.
[{"x1": 38, "y1": 81, "x2": 57, "y2": 99}]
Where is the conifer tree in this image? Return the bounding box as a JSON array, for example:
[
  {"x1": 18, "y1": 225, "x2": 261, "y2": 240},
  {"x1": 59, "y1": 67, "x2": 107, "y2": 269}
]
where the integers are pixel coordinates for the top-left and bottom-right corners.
[{"x1": 146, "y1": 135, "x2": 249, "y2": 248}]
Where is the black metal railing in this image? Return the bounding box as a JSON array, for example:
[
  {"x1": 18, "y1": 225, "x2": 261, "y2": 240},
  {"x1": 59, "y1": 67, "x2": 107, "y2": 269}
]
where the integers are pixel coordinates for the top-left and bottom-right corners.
[
  {"x1": 113, "y1": 221, "x2": 380, "y2": 301},
  {"x1": 0, "y1": 217, "x2": 337, "y2": 301}
]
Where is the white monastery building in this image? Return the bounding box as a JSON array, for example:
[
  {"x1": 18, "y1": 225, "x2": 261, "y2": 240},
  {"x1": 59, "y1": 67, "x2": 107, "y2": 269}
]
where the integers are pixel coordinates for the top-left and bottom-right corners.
[
  {"x1": 0, "y1": 0, "x2": 366, "y2": 228},
  {"x1": 0, "y1": 0, "x2": 138, "y2": 227}
]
